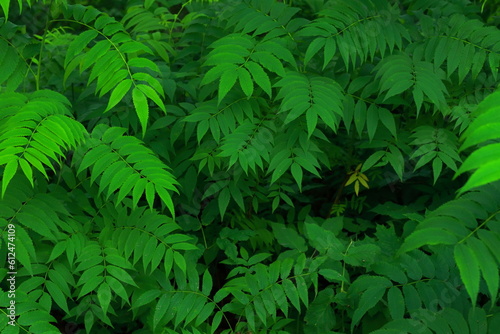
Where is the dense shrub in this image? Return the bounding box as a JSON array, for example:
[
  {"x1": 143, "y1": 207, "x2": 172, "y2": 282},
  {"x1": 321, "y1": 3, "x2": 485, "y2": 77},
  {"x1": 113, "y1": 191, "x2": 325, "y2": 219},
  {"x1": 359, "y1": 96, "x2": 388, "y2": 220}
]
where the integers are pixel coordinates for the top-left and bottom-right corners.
[{"x1": 0, "y1": 0, "x2": 500, "y2": 333}]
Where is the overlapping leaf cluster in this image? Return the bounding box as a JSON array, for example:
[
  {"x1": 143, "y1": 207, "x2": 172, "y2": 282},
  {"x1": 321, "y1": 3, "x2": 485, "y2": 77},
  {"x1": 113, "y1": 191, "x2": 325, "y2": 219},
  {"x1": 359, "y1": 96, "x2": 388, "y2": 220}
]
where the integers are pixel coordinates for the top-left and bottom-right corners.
[{"x1": 1, "y1": 0, "x2": 500, "y2": 333}]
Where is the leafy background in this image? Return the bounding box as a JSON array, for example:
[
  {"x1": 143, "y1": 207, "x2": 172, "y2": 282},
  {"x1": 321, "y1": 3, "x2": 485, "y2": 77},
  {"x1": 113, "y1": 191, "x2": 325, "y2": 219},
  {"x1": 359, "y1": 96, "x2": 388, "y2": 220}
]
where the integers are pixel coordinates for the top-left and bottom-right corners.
[{"x1": 0, "y1": 0, "x2": 500, "y2": 333}]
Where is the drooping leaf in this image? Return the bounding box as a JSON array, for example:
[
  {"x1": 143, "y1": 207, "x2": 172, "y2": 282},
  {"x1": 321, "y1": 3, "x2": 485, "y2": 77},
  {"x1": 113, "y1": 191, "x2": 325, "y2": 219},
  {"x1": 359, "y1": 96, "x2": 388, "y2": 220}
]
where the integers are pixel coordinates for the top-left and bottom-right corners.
[{"x1": 454, "y1": 243, "x2": 480, "y2": 306}]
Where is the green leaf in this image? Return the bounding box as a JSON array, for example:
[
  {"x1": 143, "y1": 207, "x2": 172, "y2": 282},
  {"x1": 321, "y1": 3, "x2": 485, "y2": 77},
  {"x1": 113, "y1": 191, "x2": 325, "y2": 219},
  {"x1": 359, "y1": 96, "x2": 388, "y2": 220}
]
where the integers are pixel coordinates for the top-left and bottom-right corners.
[
  {"x1": 290, "y1": 162, "x2": 303, "y2": 191},
  {"x1": 362, "y1": 151, "x2": 386, "y2": 172},
  {"x1": 251, "y1": 51, "x2": 285, "y2": 76},
  {"x1": 467, "y1": 237, "x2": 498, "y2": 301},
  {"x1": 351, "y1": 286, "x2": 388, "y2": 331},
  {"x1": 171, "y1": 243, "x2": 198, "y2": 251},
  {"x1": 106, "y1": 276, "x2": 129, "y2": 302},
  {"x1": 78, "y1": 276, "x2": 104, "y2": 299},
  {"x1": 173, "y1": 251, "x2": 186, "y2": 274},
  {"x1": 271, "y1": 223, "x2": 307, "y2": 252},
  {"x1": 366, "y1": 104, "x2": 379, "y2": 141},
  {"x1": 164, "y1": 248, "x2": 174, "y2": 278},
  {"x1": 137, "y1": 83, "x2": 166, "y2": 113},
  {"x1": 0, "y1": 0, "x2": 10, "y2": 21},
  {"x1": 386, "y1": 145, "x2": 404, "y2": 181},
  {"x1": 295, "y1": 276, "x2": 309, "y2": 308},
  {"x1": 343, "y1": 243, "x2": 381, "y2": 266},
  {"x1": 47, "y1": 240, "x2": 67, "y2": 263},
  {"x1": 387, "y1": 286, "x2": 405, "y2": 319},
  {"x1": 376, "y1": 55, "x2": 413, "y2": 101},
  {"x1": 218, "y1": 187, "x2": 230, "y2": 219},
  {"x1": 271, "y1": 284, "x2": 288, "y2": 316},
  {"x1": 304, "y1": 288, "x2": 335, "y2": 330},
  {"x1": 245, "y1": 61, "x2": 272, "y2": 97},
  {"x1": 134, "y1": 289, "x2": 162, "y2": 308},
  {"x1": 15, "y1": 226, "x2": 34, "y2": 274},
  {"x1": 174, "y1": 293, "x2": 199, "y2": 327},
  {"x1": 211, "y1": 311, "x2": 223, "y2": 334},
  {"x1": 245, "y1": 304, "x2": 256, "y2": 331},
  {"x1": 323, "y1": 37, "x2": 336, "y2": 70},
  {"x1": 97, "y1": 282, "x2": 112, "y2": 314},
  {"x1": 132, "y1": 86, "x2": 149, "y2": 137},
  {"x1": 468, "y1": 307, "x2": 487, "y2": 334},
  {"x1": 153, "y1": 294, "x2": 171, "y2": 330},
  {"x1": 306, "y1": 108, "x2": 318, "y2": 138},
  {"x1": 319, "y1": 269, "x2": 347, "y2": 283},
  {"x1": 19, "y1": 158, "x2": 33, "y2": 187},
  {"x1": 304, "y1": 38, "x2": 325, "y2": 67},
  {"x1": 65, "y1": 30, "x2": 99, "y2": 67},
  {"x1": 156, "y1": 186, "x2": 176, "y2": 218},
  {"x1": 251, "y1": 294, "x2": 266, "y2": 326},
  {"x1": 441, "y1": 308, "x2": 469, "y2": 334},
  {"x1": 17, "y1": 310, "x2": 56, "y2": 326},
  {"x1": 84, "y1": 310, "x2": 95, "y2": 334},
  {"x1": 399, "y1": 228, "x2": 457, "y2": 254},
  {"x1": 128, "y1": 57, "x2": 160, "y2": 72},
  {"x1": 2, "y1": 159, "x2": 18, "y2": 197},
  {"x1": 201, "y1": 63, "x2": 238, "y2": 86},
  {"x1": 454, "y1": 243, "x2": 480, "y2": 306},
  {"x1": 477, "y1": 230, "x2": 500, "y2": 264},
  {"x1": 238, "y1": 68, "x2": 253, "y2": 97},
  {"x1": 218, "y1": 69, "x2": 238, "y2": 104},
  {"x1": 379, "y1": 108, "x2": 397, "y2": 138},
  {"x1": 107, "y1": 265, "x2": 137, "y2": 287},
  {"x1": 459, "y1": 160, "x2": 500, "y2": 195},
  {"x1": 270, "y1": 158, "x2": 292, "y2": 184},
  {"x1": 45, "y1": 281, "x2": 70, "y2": 314},
  {"x1": 164, "y1": 234, "x2": 192, "y2": 244},
  {"x1": 432, "y1": 157, "x2": 443, "y2": 184},
  {"x1": 202, "y1": 269, "x2": 213, "y2": 296},
  {"x1": 305, "y1": 222, "x2": 344, "y2": 256},
  {"x1": 283, "y1": 279, "x2": 301, "y2": 312}
]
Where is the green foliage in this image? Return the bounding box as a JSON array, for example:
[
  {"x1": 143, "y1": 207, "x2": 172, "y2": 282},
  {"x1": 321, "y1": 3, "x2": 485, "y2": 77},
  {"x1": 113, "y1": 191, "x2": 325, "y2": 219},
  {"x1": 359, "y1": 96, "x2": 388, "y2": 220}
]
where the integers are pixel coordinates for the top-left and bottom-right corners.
[
  {"x1": 1, "y1": 0, "x2": 500, "y2": 333},
  {"x1": 457, "y1": 91, "x2": 500, "y2": 193}
]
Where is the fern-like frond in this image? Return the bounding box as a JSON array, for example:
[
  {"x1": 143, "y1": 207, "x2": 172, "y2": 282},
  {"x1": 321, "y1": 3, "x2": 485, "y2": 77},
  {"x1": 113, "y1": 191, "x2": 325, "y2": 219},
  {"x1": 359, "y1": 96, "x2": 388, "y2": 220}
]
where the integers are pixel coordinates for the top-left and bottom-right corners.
[
  {"x1": 265, "y1": 131, "x2": 324, "y2": 190},
  {"x1": 72, "y1": 240, "x2": 134, "y2": 331},
  {"x1": 298, "y1": 0, "x2": 410, "y2": 70},
  {"x1": 423, "y1": 14, "x2": 500, "y2": 82},
  {"x1": 456, "y1": 90, "x2": 500, "y2": 193},
  {"x1": 0, "y1": 175, "x2": 78, "y2": 275},
  {"x1": 110, "y1": 205, "x2": 197, "y2": 274},
  {"x1": 0, "y1": 288, "x2": 61, "y2": 333},
  {"x1": 0, "y1": 36, "x2": 30, "y2": 91},
  {"x1": 1, "y1": 0, "x2": 68, "y2": 21},
  {"x1": 343, "y1": 93, "x2": 398, "y2": 141},
  {"x1": 184, "y1": 96, "x2": 265, "y2": 145},
  {"x1": 0, "y1": 90, "x2": 86, "y2": 196},
  {"x1": 121, "y1": 5, "x2": 177, "y2": 67},
  {"x1": 75, "y1": 124, "x2": 178, "y2": 216},
  {"x1": 201, "y1": 33, "x2": 296, "y2": 103},
  {"x1": 106, "y1": 205, "x2": 206, "y2": 330},
  {"x1": 275, "y1": 71, "x2": 344, "y2": 136},
  {"x1": 61, "y1": 4, "x2": 167, "y2": 135},
  {"x1": 223, "y1": 0, "x2": 301, "y2": 40},
  {"x1": 122, "y1": 5, "x2": 169, "y2": 34},
  {"x1": 399, "y1": 180, "x2": 500, "y2": 305},
  {"x1": 409, "y1": 126, "x2": 461, "y2": 184},
  {"x1": 214, "y1": 256, "x2": 311, "y2": 332},
  {"x1": 374, "y1": 54, "x2": 448, "y2": 113},
  {"x1": 216, "y1": 120, "x2": 268, "y2": 173}
]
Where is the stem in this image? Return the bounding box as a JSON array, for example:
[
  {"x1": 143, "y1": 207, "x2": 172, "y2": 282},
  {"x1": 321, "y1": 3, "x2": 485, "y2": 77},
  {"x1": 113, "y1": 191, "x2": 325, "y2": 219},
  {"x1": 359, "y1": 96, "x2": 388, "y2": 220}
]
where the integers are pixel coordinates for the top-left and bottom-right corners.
[
  {"x1": 36, "y1": 0, "x2": 53, "y2": 91},
  {"x1": 168, "y1": 0, "x2": 193, "y2": 44},
  {"x1": 326, "y1": 172, "x2": 350, "y2": 218}
]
